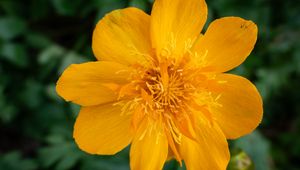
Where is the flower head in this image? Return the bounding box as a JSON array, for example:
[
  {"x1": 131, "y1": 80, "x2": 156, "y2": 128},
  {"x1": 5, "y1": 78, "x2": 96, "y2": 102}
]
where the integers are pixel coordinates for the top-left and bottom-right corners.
[{"x1": 56, "y1": 0, "x2": 263, "y2": 169}]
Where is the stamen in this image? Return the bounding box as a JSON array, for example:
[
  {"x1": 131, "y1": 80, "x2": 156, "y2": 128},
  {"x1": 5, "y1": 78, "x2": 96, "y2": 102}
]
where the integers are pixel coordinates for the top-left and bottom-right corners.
[
  {"x1": 166, "y1": 117, "x2": 182, "y2": 144},
  {"x1": 116, "y1": 59, "x2": 222, "y2": 153}
]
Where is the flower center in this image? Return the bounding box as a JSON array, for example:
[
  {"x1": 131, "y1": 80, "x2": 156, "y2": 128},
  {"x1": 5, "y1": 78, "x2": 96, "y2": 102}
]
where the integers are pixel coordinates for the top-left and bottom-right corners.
[
  {"x1": 141, "y1": 63, "x2": 195, "y2": 115},
  {"x1": 115, "y1": 58, "x2": 224, "y2": 162}
]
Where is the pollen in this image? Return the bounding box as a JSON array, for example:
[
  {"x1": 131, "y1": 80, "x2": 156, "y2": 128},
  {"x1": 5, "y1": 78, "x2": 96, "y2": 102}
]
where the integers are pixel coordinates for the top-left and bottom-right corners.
[
  {"x1": 116, "y1": 55, "x2": 224, "y2": 158},
  {"x1": 140, "y1": 63, "x2": 194, "y2": 116}
]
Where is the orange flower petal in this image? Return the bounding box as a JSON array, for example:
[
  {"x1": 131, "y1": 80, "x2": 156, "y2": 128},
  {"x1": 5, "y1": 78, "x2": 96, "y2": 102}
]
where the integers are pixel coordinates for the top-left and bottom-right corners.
[
  {"x1": 180, "y1": 117, "x2": 230, "y2": 170},
  {"x1": 130, "y1": 118, "x2": 168, "y2": 170},
  {"x1": 92, "y1": 7, "x2": 152, "y2": 66},
  {"x1": 73, "y1": 103, "x2": 132, "y2": 155},
  {"x1": 150, "y1": 0, "x2": 207, "y2": 59},
  {"x1": 192, "y1": 17, "x2": 258, "y2": 72},
  {"x1": 209, "y1": 74, "x2": 263, "y2": 139},
  {"x1": 56, "y1": 61, "x2": 132, "y2": 106}
]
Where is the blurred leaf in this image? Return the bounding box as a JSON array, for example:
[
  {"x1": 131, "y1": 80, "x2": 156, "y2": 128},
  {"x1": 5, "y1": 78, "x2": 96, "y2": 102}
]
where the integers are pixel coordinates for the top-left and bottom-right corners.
[
  {"x1": 80, "y1": 147, "x2": 130, "y2": 170},
  {"x1": 0, "y1": 104, "x2": 17, "y2": 124},
  {"x1": 294, "y1": 48, "x2": 300, "y2": 74},
  {"x1": 38, "y1": 45, "x2": 65, "y2": 79},
  {"x1": 45, "y1": 84, "x2": 62, "y2": 102},
  {"x1": 52, "y1": 0, "x2": 83, "y2": 16},
  {"x1": 26, "y1": 32, "x2": 52, "y2": 49},
  {"x1": 38, "y1": 45, "x2": 65, "y2": 65},
  {"x1": 0, "y1": 0, "x2": 23, "y2": 16},
  {"x1": 94, "y1": 0, "x2": 127, "y2": 21},
  {"x1": 46, "y1": 134, "x2": 67, "y2": 145},
  {"x1": 58, "y1": 51, "x2": 88, "y2": 74},
  {"x1": 256, "y1": 64, "x2": 294, "y2": 100},
  {"x1": 0, "y1": 43, "x2": 29, "y2": 68},
  {"x1": 234, "y1": 131, "x2": 272, "y2": 170},
  {"x1": 22, "y1": 103, "x2": 67, "y2": 139},
  {"x1": 19, "y1": 79, "x2": 43, "y2": 109},
  {"x1": 0, "y1": 85, "x2": 17, "y2": 123},
  {"x1": 163, "y1": 160, "x2": 184, "y2": 170},
  {"x1": 269, "y1": 29, "x2": 299, "y2": 54},
  {"x1": 0, "y1": 17, "x2": 27, "y2": 40},
  {"x1": 39, "y1": 131, "x2": 82, "y2": 170},
  {"x1": 29, "y1": 0, "x2": 51, "y2": 20},
  {"x1": 55, "y1": 150, "x2": 81, "y2": 170},
  {"x1": 80, "y1": 159, "x2": 129, "y2": 170},
  {"x1": 0, "y1": 151, "x2": 37, "y2": 170},
  {"x1": 51, "y1": 125, "x2": 74, "y2": 139},
  {"x1": 70, "y1": 103, "x2": 80, "y2": 118},
  {"x1": 129, "y1": 0, "x2": 148, "y2": 11},
  {"x1": 39, "y1": 143, "x2": 73, "y2": 168},
  {"x1": 210, "y1": 0, "x2": 270, "y2": 38}
]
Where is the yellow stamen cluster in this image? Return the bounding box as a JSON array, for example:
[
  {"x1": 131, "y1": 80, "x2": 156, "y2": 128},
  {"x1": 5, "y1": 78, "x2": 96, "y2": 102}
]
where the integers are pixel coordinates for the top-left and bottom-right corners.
[
  {"x1": 140, "y1": 64, "x2": 195, "y2": 116},
  {"x1": 116, "y1": 53, "x2": 224, "y2": 153}
]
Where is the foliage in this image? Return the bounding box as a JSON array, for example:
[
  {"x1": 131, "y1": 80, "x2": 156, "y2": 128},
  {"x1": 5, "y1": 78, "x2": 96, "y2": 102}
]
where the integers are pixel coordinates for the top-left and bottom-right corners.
[{"x1": 0, "y1": 0, "x2": 299, "y2": 169}]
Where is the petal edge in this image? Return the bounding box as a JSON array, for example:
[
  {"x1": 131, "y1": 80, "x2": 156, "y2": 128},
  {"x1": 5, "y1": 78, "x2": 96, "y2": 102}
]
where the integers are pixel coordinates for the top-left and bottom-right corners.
[{"x1": 192, "y1": 17, "x2": 258, "y2": 72}]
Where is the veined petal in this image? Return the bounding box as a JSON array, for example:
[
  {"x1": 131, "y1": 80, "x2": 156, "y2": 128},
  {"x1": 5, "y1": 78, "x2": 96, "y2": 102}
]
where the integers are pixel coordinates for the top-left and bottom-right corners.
[
  {"x1": 180, "y1": 116, "x2": 230, "y2": 170},
  {"x1": 130, "y1": 118, "x2": 168, "y2": 170},
  {"x1": 207, "y1": 74, "x2": 263, "y2": 139},
  {"x1": 192, "y1": 17, "x2": 258, "y2": 72},
  {"x1": 73, "y1": 103, "x2": 132, "y2": 155},
  {"x1": 56, "y1": 61, "x2": 132, "y2": 106},
  {"x1": 151, "y1": 0, "x2": 207, "y2": 59},
  {"x1": 92, "y1": 7, "x2": 152, "y2": 66}
]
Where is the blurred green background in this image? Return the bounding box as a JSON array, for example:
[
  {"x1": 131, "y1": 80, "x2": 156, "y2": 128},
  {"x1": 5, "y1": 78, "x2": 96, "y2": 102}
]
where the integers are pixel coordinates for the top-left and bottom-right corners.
[{"x1": 0, "y1": 0, "x2": 299, "y2": 169}]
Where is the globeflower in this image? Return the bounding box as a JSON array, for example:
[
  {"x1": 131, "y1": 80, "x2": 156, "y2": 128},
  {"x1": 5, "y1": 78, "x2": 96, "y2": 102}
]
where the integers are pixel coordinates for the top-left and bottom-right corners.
[{"x1": 56, "y1": 0, "x2": 263, "y2": 169}]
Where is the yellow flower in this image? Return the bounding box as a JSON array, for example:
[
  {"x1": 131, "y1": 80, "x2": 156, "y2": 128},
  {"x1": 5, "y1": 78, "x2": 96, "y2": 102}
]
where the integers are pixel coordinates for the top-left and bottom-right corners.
[{"x1": 56, "y1": 0, "x2": 263, "y2": 169}]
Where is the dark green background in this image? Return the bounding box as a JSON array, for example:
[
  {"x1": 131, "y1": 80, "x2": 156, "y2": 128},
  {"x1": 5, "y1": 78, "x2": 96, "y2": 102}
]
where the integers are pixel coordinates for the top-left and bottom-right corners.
[{"x1": 0, "y1": 0, "x2": 299, "y2": 169}]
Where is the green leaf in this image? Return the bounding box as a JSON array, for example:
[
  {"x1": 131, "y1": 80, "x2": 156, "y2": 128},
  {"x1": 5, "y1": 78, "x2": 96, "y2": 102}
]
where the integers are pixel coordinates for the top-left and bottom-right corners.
[
  {"x1": 28, "y1": 0, "x2": 51, "y2": 20},
  {"x1": 0, "y1": 17, "x2": 27, "y2": 40},
  {"x1": 26, "y1": 32, "x2": 52, "y2": 49},
  {"x1": 234, "y1": 131, "x2": 272, "y2": 170},
  {"x1": 0, "y1": 151, "x2": 38, "y2": 170},
  {"x1": 70, "y1": 103, "x2": 80, "y2": 118},
  {"x1": 58, "y1": 51, "x2": 88, "y2": 74},
  {"x1": 45, "y1": 84, "x2": 62, "y2": 102},
  {"x1": 0, "y1": 43, "x2": 29, "y2": 68},
  {"x1": 163, "y1": 159, "x2": 185, "y2": 170},
  {"x1": 0, "y1": 85, "x2": 17, "y2": 123},
  {"x1": 94, "y1": 0, "x2": 127, "y2": 21},
  {"x1": 39, "y1": 140, "x2": 82, "y2": 170},
  {"x1": 80, "y1": 152, "x2": 130, "y2": 170},
  {"x1": 0, "y1": 0, "x2": 22, "y2": 16},
  {"x1": 38, "y1": 45, "x2": 65, "y2": 78},
  {"x1": 38, "y1": 45, "x2": 65, "y2": 65},
  {"x1": 39, "y1": 144, "x2": 70, "y2": 168},
  {"x1": 0, "y1": 104, "x2": 17, "y2": 124},
  {"x1": 294, "y1": 48, "x2": 300, "y2": 74},
  {"x1": 129, "y1": 0, "x2": 149, "y2": 11},
  {"x1": 55, "y1": 150, "x2": 81, "y2": 170},
  {"x1": 52, "y1": 0, "x2": 83, "y2": 16},
  {"x1": 19, "y1": 79, "x2": 43, "y2": 109}
]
